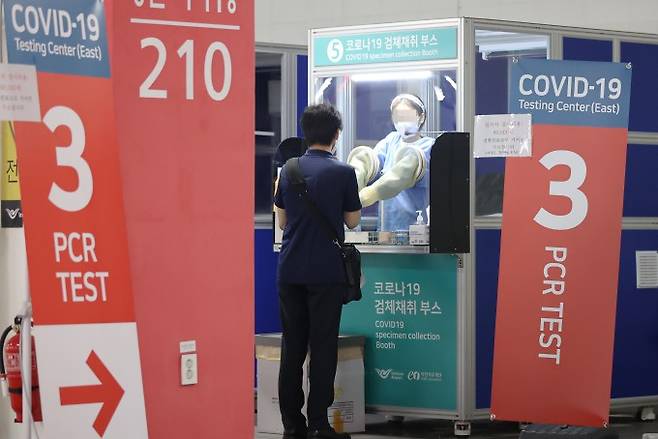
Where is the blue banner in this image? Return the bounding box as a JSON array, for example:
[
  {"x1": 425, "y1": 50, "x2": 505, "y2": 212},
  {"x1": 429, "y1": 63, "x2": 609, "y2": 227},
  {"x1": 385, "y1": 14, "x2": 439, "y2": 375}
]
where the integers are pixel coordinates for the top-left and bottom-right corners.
[
  {"x1": 3, "y1": 0, "x2": 109, "y2": 77},
  {"x1": 509, "y1": 59, "x2": 631, "y2": 128}
]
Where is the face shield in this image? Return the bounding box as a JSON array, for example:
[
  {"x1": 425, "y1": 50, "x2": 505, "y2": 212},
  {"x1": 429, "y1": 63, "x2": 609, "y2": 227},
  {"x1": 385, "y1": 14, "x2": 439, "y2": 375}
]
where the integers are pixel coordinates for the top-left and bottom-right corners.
[{"x1": 391, "y1": 94, "x2": 427, "y2": 140}]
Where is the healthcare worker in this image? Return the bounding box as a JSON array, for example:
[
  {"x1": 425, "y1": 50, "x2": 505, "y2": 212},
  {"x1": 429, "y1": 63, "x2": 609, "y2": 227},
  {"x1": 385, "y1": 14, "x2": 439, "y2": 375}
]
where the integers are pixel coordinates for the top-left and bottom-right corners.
[{"x1": 348, "y1": 94, "x2": 435, "y2": 231}]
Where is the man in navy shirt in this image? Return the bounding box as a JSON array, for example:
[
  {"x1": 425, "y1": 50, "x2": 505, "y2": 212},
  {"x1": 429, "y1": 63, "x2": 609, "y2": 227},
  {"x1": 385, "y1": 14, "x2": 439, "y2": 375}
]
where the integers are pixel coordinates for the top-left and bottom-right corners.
[{"x1": 275, "y1": 104, "x2": 361, "y2": 439}]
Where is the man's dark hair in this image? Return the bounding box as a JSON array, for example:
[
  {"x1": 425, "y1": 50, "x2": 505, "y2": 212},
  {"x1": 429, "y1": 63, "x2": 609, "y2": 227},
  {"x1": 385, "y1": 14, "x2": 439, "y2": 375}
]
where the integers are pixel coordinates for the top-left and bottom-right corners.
[{"x1": 300, "y1": 104, "x2": 343, "y2": 147}]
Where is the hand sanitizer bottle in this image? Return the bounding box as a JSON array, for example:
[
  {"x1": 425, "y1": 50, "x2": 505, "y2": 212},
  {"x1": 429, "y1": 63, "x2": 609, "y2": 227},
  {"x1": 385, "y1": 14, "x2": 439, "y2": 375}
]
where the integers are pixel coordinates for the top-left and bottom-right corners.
[{"x1": 409, "y1": 210, "x2": 430, "y2": 245}]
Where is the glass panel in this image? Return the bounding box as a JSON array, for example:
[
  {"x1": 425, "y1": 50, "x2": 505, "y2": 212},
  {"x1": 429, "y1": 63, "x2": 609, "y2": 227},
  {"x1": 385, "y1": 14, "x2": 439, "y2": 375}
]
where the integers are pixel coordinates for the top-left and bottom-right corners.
[
  {"x1": 474, "y1": 30, "x2": 550, "y2": 217},
  {"x1": 313, "y1": 69, "x2": 457, "y2": 235},
  {"x1": 255, "y1": 52, "x2": 282, "y2": 216},
  {"x1": 312, "y1": 75, "x2": 339, "y2": 107}
]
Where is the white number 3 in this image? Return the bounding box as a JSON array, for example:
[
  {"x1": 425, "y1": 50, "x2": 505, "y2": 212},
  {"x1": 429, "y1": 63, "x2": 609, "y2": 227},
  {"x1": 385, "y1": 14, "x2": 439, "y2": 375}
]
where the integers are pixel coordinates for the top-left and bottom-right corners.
[
  {"x1": 43, "y1": 106, "x2": 93, "y2": 212},
  {"x1": 533, "y1": 150, "x2": 588, "y2": 231}
]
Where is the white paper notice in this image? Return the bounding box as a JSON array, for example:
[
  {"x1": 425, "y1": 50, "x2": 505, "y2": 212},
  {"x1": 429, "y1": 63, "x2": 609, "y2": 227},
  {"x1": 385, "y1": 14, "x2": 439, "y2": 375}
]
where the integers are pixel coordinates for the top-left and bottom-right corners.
[
  {"x1": 0, "y1": 64, "x2": 40, "y2": 122},
  {"x1": 474, "y1": 114, "x2": 532, "y2": 158},
  {"x1": 636, "y1": 251, "x2": 658, "y2": 289}
]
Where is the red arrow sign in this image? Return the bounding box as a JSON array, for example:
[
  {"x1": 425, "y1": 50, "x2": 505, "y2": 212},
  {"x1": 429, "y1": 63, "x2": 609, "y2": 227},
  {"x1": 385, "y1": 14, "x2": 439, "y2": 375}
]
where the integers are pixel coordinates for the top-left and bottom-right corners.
[{"x1": 59, "y1": 350, "x2": 125, "y2": 437}]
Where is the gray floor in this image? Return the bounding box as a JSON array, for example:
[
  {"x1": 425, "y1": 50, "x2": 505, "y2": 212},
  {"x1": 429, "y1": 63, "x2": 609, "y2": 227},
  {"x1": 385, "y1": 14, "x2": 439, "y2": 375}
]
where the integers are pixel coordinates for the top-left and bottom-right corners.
[{"x1": 256, "y1": 415, "x2": 658, "y2": 438}]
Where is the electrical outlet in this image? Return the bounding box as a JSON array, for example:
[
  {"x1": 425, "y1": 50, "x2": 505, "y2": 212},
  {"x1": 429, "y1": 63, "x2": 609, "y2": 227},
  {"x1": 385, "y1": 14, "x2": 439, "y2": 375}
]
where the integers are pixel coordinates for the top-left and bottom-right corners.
[{"x1": 181, "y1": 353, "x2": 198, "y2": 386}]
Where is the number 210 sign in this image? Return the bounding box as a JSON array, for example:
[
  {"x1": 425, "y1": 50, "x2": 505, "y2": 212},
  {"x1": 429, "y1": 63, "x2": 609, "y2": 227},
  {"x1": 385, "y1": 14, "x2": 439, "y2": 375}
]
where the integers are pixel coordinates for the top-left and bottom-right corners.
[{"x1": 492, "y1": 59, "x2": 632, "y2": 428}]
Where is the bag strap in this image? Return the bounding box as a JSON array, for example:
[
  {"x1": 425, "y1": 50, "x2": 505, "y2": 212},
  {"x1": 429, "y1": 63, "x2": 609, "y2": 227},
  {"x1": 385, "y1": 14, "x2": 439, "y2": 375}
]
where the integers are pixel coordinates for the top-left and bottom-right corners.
[{"x1": 285, "y1": 157, "x2": 343, "y2": 248}]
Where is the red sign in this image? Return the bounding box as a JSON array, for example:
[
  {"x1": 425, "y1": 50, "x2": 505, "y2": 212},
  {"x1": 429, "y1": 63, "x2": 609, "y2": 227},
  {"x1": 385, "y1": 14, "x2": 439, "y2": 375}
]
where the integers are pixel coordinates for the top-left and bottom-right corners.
[
  {"x1": 109, "y1": 2, "x2": 255, "y2": 438},
  {"x1": 492, "y1": 59, "x2": 631, "y2": 427},
  {"x1": 8, "y1": 1, "x2": 149, "y2": 437},
  {"x1": 492, "y1": 125, "x2": 627, "y2": 426},
  {"x1": 14, "y1": 74, "x2": 135, "y2": 325}
]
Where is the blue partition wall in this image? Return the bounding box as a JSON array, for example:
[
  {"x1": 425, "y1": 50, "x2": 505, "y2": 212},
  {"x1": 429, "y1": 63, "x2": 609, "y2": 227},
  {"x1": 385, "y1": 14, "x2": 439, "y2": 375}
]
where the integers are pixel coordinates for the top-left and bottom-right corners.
[
  {"x1": 621, "y1": 42, "x2": 658, "y2": 133},
  {"x1": 614, "y1": 231, "x2": 658, "y2": 398},
  {"x1": 625, "y1": 145, "x2": 658, "y2": 217},
  {"x1": 255, "y1": 229, "x2": 281, "y2": 334},
  {"x1": 563, "y1": 37, "x2": 612, "y2": 62},
  {"x1": 475, "y1": 229, "x2": 501, "y2": 409}
]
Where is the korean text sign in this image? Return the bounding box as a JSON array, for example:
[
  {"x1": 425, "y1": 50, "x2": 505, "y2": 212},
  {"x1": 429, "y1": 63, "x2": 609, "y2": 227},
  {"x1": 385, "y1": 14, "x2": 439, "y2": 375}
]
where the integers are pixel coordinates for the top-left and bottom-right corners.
[
  {"x1": 314, "y1": 27, "x2": 457, "y2": 66},
  {"x1": 341, "y1": 254, "x2": 457, "y2": 411},
  {"x1": 474, "y1": 114, "x2": 532, "y2": 158},
  {"x1": 491, "y1": 59, "x2": 632, "y2": 427},
  {"x1": 1, "y1": 121, "x2": 22, "y2": 228}
]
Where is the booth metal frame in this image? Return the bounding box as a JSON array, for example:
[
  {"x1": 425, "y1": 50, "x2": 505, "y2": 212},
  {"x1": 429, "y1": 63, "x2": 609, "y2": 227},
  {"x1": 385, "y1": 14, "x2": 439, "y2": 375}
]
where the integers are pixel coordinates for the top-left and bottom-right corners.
[
  {"x1": 254, "y1": 43, "x2": 306, "y2": 228},
  {"x1": 308, "y1": 17, "x2": 658, "y2": 426}
]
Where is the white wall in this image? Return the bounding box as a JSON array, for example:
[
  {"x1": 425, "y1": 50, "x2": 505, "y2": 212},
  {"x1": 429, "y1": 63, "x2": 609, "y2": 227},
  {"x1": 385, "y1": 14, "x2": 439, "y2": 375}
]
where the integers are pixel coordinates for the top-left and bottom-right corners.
[
  {"x1": 0, "y1": 228, "x2": 29, "y2": 439},
  {"x1": 256, "y1": 0, "x2": 658, "y2": 46}
]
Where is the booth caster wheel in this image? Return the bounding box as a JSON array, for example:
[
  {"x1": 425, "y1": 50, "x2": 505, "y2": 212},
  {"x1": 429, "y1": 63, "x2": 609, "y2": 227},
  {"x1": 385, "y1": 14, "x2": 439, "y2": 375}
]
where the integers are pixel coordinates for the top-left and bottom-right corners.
[
  {"x1": 641, "y1": 407, "x2": 657, "y2": 422},
  {"x1": 386, "y1": 415, "x2": 405, "y2": 424},
  {"x1": 454, "y1": 421, "x2": 471, "y2": 437}
]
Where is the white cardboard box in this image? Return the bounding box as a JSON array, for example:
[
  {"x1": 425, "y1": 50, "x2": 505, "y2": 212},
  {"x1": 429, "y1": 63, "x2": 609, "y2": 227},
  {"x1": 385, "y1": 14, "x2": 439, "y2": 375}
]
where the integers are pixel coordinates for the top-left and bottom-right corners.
[{"x1": 256, "y1": 334, "x2": 365, "y2": 434}]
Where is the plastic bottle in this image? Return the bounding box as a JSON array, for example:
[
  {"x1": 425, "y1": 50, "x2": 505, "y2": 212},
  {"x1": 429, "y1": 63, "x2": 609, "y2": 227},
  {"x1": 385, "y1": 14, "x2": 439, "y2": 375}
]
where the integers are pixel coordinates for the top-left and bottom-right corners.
[{"x1": 409, "y1": 210, "x2": 429, "y2": 245}]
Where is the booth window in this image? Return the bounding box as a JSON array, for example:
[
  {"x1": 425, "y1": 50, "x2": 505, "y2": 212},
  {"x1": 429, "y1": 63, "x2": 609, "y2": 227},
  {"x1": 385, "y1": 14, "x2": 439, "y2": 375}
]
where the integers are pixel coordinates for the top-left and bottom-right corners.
[
  {"x1": 255, "y1": 53, "x2": 282, "y2": 217},
  {"x1": 474, "y1": 30, "x2": 549, "y2": 217},
  {"x1": 313, "y1": 70, "x2": 457, "y2": 231}
]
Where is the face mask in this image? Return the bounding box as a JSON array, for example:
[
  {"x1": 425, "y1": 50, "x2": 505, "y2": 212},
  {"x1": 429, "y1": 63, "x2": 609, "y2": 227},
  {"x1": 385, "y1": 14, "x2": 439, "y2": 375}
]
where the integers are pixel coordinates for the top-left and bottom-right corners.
[{"x1": 394, "y1": 121, "x2": 420, "y2": 139}]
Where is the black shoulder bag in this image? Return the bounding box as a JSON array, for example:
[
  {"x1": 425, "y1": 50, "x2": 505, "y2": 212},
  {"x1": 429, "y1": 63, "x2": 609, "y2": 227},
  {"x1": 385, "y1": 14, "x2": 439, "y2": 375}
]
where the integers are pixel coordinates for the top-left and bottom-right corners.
[{"x1": 285, "y1": 157, "x2": 362, "y2": 305}]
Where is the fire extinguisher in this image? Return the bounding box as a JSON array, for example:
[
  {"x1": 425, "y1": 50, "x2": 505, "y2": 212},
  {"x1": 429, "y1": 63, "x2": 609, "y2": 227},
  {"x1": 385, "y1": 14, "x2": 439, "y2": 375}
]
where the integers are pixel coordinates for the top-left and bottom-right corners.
[{"x1": 0, "y1": 316, "x2": 42, "y2": 423}]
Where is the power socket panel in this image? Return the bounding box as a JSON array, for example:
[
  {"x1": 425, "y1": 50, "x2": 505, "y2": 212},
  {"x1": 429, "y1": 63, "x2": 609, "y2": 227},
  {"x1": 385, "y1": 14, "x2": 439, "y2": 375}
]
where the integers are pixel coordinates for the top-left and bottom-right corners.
[{"x1": 181, "y1": 353, "x2": 198, "y2": 386}]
